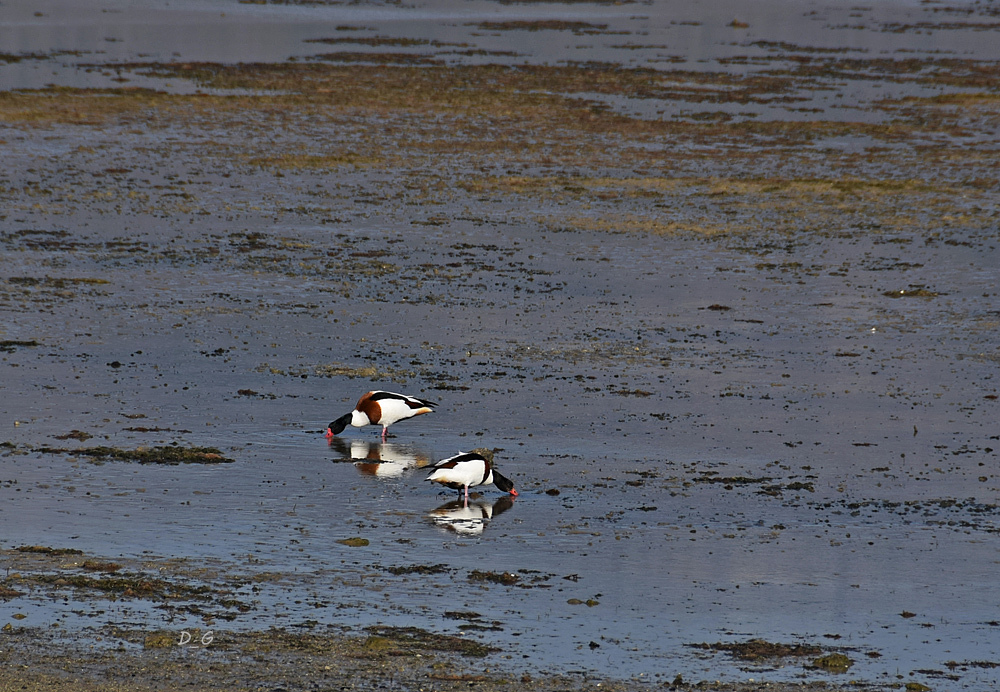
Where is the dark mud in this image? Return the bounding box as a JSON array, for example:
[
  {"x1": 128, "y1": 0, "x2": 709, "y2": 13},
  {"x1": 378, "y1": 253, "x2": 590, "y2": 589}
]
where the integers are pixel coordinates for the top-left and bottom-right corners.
[{"x1": 2, "y1": 0, "x2": 999, "y2": 690}]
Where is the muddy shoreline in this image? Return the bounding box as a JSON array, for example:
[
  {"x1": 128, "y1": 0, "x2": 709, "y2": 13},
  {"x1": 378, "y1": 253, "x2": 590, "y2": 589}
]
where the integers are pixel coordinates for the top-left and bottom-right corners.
[
  {"x1": 0, "y1": 548, "x2": 898, "y2": 692},
  {"x1": 1, "y1": 628, "x2": 897, "y2": 692}
]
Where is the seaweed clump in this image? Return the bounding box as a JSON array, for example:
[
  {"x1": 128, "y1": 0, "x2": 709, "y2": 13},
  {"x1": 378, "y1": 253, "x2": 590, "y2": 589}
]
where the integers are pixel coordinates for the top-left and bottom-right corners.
[
  {"x1": 34, "y1": 445, "x2": 234, "y2": 464},
  {"x1": 363, "y1": 626, "x2": 497, "y2": 657},
  {"x1": 690, "y1": 639, "x2": 823, "y2": 660}
]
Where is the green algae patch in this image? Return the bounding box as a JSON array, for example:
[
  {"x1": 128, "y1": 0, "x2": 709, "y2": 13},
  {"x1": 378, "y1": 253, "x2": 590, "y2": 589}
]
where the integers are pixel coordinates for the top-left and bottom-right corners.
[
  {"x1": 33, "y1": 445, "x2": 234, "y2": 464},
  {"x1": 258, "y1": 361, "x2": 415, "y2": 382},
  {"x1": 0, "y1": 340, "x2": 40, "y2": 353},
  {"x1": 336, "y1": 537, "x2": 370, "y2": 547},
  {"x1": 363, "y1": 625, "x2": 498, "y2": 657},
  {"x1": 53, "y1": 430, "x2": 94, "y2": 441},
  {"x1": 385, "y1": 564, "x2": 450, "y2": 576},
  {"x1": 813, "y1": 652, "x2": 854, "y2": 673},
  {"x1": 15, "y1": 546, "x2": 84, "y2": 556},
  {"x1": 542, "y1": 213, "x2": 730, "y2": 238},
  {"x1": 308, "y1": 363, "x2": 381, "y2": 378},
  {"x1": 691, "y1": 639, "x2": 823, "y2": 661},
  {"x1": 472, "y1": 20, "x2": 610, "y2": 34},
  {"x1": 24, "y1": 572, "x2": 213, "y2": 600},
  {"x1": 143, "y1": 631, "x2": 179, "y2": 649},
  {"x1": 0, "y1": 87, "x2": 176, "y2": 125},
  {"x1": 0, "y1": 585, "x2": 24, "y2": 599},
  {"x1": 246, "y1": 151, "x2": 381, "y2": 171},
  {"x1": 468, "y1": 569, "x2": 520, "y2": 585},
  {"x1": 362, "y1": 635, "x2": 393, "y2": 652}
]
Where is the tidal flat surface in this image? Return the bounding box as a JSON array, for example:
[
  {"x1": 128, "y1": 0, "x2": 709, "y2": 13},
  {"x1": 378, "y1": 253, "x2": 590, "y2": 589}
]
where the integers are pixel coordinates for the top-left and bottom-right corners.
[{"x1": 1, "y1": 1, "x2": 999, "y2": 690}]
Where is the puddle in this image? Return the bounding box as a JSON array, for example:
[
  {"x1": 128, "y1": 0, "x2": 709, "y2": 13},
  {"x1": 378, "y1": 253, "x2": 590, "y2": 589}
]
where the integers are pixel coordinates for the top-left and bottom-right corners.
[{"x1": 2, "y1": 0, "x2": 1000, "y2": 690}]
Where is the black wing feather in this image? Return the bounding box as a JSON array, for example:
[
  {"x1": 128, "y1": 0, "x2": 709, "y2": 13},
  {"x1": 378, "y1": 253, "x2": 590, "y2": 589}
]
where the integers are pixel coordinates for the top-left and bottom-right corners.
[
  {"x1": 429, "y1": 452, "x2": 485, "y2": 469},
  {"x1": 370, "y1": 391, "x2": 437, "y2": 408}
]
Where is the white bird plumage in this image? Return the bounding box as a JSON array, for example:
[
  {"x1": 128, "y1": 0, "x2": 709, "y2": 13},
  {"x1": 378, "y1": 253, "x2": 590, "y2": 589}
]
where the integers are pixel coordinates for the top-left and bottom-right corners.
[{"x1": 326, "y1": 390, "x2": 436, "y2": 441}]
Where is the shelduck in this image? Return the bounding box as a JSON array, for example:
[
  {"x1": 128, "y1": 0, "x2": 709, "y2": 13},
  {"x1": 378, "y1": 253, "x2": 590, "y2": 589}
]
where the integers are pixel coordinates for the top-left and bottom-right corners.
[
  {"x1": 326, "y1": 390, "x2": 436, "y2": 441},
  {"x1": 426, "y1": 449, "x2": 518, "y2": 502}
]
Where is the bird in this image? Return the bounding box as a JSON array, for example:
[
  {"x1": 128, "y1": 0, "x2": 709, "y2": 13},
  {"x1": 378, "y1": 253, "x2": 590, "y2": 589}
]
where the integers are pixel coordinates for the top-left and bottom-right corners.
[
  {"x1": 326, "y1": 390, "x2": 436, "y2": 441},
  {"x1": 426, "y1": 449, "x2": 518, "y2": 503}
]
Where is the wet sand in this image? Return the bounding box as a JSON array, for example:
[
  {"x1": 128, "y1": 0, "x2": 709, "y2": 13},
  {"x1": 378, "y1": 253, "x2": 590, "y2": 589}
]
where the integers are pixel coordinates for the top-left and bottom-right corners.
[{"x1": 1, "y1": 0, "x2": 999, "y2": 690}]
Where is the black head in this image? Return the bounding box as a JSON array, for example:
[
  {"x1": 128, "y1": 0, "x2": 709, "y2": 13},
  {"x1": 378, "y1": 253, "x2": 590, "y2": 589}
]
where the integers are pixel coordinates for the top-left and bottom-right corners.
[
  {"x1": 326, "y1": 413, "x2": 351, "y2": 437},
  {"x1": 492, "y1": 471, "x2": 518, "y2": 496}
]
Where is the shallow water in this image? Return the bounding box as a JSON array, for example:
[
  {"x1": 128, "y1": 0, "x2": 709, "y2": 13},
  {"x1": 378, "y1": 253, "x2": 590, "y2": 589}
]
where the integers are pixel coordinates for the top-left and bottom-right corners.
[
  {"x1": 3, "y1": 219, "x2": 997, "y2": 686},
  {"x1": 2, "y1": 0, "x2": 1000, "y2": 689}
]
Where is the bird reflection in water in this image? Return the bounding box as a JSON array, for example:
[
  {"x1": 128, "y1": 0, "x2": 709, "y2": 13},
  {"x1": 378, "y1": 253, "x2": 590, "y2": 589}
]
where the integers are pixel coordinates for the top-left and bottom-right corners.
[
  {"x1": 327, "y1": 437, "x2": 431, "y2": 479},
  {"x1": 428, "y1": 495, "x2": 515, "y2": 536}
]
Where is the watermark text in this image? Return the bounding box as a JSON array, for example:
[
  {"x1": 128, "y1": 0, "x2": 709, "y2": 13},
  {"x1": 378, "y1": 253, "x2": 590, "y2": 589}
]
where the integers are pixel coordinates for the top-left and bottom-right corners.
[{"x1": 178, "y1": 630, "x2": 214, "y2": 647}]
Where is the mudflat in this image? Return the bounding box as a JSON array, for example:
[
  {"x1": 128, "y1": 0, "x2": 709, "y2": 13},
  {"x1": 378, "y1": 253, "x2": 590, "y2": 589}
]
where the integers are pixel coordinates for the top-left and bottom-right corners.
[{"x1": 1, "y1": 1, "x2": 998, "y2": 690}]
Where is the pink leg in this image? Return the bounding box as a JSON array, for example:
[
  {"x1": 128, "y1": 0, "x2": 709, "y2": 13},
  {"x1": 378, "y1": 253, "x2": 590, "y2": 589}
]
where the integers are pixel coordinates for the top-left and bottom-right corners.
[{"x1": 381, "y1": 427, "x2": 387, "y2": 441}]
